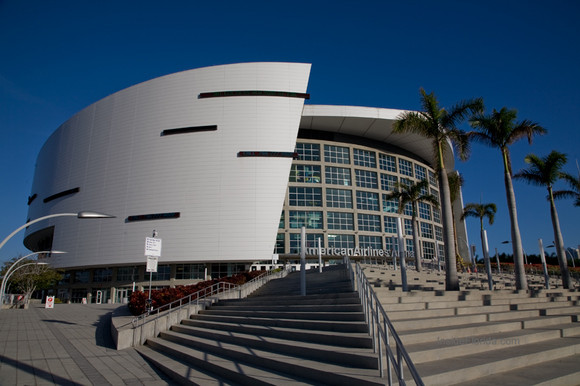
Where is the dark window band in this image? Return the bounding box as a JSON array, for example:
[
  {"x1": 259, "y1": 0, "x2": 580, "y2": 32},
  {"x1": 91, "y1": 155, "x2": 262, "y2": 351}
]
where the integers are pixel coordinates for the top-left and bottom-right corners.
[
  {"x1": 161, "y1": 125, "x2": 217, "y2": 136},
  {"x1": 28, "y1": 194, "x2": 37, "y2": 205},
  {"x1": 199, "y1": 90, "x2": 310, "y2": 99},
  {"x1": 127, "y1": 212, "x2": 181, "y2": 222},
  {"x1": 238, "y1": 151, "x2": 299, "y2": 159},
  {"x1": 43, "y1": 188, "x2": 80, "y2": 203}
]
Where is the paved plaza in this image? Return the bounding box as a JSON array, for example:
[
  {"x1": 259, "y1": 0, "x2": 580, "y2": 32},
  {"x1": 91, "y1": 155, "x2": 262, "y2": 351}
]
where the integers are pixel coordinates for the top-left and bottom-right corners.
[{"x1": 0, "y1": 303, "x2": 173, "y2": 386}]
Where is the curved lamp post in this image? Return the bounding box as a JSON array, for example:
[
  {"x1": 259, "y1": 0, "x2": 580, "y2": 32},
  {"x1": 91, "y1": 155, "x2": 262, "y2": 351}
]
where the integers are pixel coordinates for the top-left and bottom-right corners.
[
  {"x1": 0, "y1": 251, "x2": 65, "y2": 307},
  {"x1": 2, "y1": 262, "x2": 48, "y2": 306},
  {"x1": 0, "y1": 211, "x2": 115, "y2": 252},
  {"x1": 0, "y1": 211, "x2": 114, "y2": 308}
]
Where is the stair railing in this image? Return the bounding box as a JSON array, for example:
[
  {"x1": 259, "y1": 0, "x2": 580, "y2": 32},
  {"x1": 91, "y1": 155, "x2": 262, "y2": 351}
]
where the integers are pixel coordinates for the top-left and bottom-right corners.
[
  {"x1": 132, "y1": 266, "x2": 291, "y2": 331},
  {"x1": 344, "y1": 257, "x2": 424, "y2": 386}
]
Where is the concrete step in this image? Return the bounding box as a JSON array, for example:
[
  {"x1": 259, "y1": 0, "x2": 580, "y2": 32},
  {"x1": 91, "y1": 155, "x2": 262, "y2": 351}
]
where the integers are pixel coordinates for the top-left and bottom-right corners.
[
  {"x1": 416, "y1": 337, "x2": 580, "y2": 386},
  {"x1": 198, "y1": 309, "x2": 366, "y2": 321},
  {"x1": 452, "y1": 354, "x2": 580, "y2": 386},
  {"x1": 141, "y1": 337, "x2": 316, "y2": 385},
  {"x1": 539, "y1": 306, "x2": 580, "y2": 316},
  {"x1": 398, "y1": 320, "x2": 523, "y2": 345},
  {"x1": 211, "y1": 303, "x2": 363, "y2": 313},
  {"x1": 521, "y1": 315, "x2": 578, "y2": 329},
  {"x1": 407, "y1": 328, "x2": 562, "y2": 364},
  {"x1": 137, "y1": 345, "x2": 240, "y2": 386},
  {"x1": 392, "y1": 313, "x2": 488, "y2": 331},
  {"x1": 510, "y1": 300, "x2": 577, "y2": 310},
  {"x1": 221, "y1": 293, "x2": 361, "y2": 306},
  {"x1": 488, "y1": 296, "x2": 576, "y2": 306},
  {"x1": 181, "y1": 317, "x2": 373, "y2": 348},
  {"x1": 190, "y1": 313, "x2": 369, "y2": 333},
  {"x1": 386, "y1": 307, "x2": 456, "y2": 320},
  {"x1": 166, "y1": 326, "x2": 378, "y2": 369},
  {"x1": 147, "y1": 332, "x2": 385, "y2": 386}
]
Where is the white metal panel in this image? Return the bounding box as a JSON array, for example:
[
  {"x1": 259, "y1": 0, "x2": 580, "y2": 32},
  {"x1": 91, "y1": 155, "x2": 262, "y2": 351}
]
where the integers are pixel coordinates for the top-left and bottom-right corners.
[{"x1": 26, "y1": 62, "x2": 311, "y2": 268}]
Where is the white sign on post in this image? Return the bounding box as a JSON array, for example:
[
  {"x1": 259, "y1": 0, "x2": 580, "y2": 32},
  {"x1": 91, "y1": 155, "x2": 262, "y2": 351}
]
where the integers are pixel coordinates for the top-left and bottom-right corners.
[
  {"x1": 45, "y1": 296, "x2": 55, "y2": 309},
  {"x1": 145, "y1": 237, "x2": 162, "y2": 257},
  {"x1": 146, "y1": 256, "x2": 159, "y2": 273}
]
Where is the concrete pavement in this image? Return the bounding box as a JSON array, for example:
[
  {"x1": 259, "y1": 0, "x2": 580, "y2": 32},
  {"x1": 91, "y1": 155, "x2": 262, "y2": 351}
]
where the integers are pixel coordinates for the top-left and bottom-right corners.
[{"x1": 0, "y1": 303, "x2": 173, "y2": 386}]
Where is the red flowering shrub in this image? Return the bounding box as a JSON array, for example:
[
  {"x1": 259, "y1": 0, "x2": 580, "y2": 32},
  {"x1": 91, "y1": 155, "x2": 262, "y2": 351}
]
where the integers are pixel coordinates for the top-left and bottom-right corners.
[{"x1": 128, "y1": 270, "x2": 265, "y2": 315}]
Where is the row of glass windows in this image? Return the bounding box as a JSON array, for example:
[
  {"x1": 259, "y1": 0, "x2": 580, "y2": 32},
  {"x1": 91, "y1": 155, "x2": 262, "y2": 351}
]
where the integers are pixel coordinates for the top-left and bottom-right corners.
[
  {"x1": 275, "y1": 233, "x2": 443, "y2": 259},
  {"x1": 295, "y1": 143, "x2": 437, "y2": 186},
  {"x1": 287, "y1": 186, "x2": 440, "y2": 222},
  {"x1": 283, "y1": 209, "x2": 442, "y2": 238},
  {"x1": 290, "y1": 164, "x2": 439, "y2": 198},
  {"x1": 59, "y1": 264, "x2": 207, "y2": 284}
]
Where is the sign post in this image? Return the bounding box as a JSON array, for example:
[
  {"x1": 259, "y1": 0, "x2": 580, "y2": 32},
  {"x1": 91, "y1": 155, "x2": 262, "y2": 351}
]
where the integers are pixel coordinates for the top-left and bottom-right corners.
[
  {"x1": 45, "y1": 296, "x2": 55, "y2": 309},
  {"x1": 145, "y1": 231, "x2": 161, "y2": 312}
]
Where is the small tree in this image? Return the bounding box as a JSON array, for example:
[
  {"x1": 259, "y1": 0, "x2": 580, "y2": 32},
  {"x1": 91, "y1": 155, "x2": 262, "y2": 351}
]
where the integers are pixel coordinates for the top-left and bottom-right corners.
[
  {"x1": 2, "y1": 258, "x2": 61, "y2": 304},
  {"x1": 461, "y1": 202, "x2": 497, "y2": 277},
  {"x1": 384, "y1": 179, "x2": 439, "y2": 271}
]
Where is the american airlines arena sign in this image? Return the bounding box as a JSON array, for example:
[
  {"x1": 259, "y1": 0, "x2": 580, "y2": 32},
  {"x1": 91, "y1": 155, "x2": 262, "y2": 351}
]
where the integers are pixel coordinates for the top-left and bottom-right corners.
[{"x1": 305, "y1": 247, "x2": 414, "y2": 258}]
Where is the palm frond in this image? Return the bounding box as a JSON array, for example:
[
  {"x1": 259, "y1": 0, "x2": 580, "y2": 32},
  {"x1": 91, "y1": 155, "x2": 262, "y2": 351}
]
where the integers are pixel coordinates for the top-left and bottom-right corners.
[
  {"x1": 442, "y1": 97, "x2": 484, "y2": 129},
  {"x1": 506, "y1": 120, "x2": 547, "y2": 146},
  {"x1": 515, "y1": 151, "x2": 568, "y2": 187}
]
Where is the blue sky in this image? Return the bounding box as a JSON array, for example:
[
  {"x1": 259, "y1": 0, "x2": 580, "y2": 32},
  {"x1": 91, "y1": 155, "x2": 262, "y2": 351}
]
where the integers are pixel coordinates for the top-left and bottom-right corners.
[{"x1": 0, "y1": 0, "x2": 579, "y2": 263}]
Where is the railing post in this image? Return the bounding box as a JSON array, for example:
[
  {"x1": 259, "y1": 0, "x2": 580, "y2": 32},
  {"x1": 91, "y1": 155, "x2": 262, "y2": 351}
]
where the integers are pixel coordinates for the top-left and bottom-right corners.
[{"x1": 385, "y1": 318, "x2": 392, "y2": 385}]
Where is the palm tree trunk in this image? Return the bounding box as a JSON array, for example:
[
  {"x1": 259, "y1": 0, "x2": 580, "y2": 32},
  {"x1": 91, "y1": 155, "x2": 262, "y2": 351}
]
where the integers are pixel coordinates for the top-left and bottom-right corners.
[
  {"x1": 502, "y1": 148, "x2": 528, "y2": 290},
  {"x1": 412, "y1": 208, "x2": 422, "y2": 272},
  {"x1": 549, "y1": 187, "x2": 571, "y2": 288},
  {"x1": 438, "y1": 143, "x2": 459, "y2": 290}
]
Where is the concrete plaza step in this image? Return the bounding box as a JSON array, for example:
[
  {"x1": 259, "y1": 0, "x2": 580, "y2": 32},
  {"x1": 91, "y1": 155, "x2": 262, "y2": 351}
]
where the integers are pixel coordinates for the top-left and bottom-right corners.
[
  {"x1": 137, "y1": 265, "x2": 386, "y2": 385},
  {"x1": 361, "y1": 263, "x2": 580, "y2": 385}
]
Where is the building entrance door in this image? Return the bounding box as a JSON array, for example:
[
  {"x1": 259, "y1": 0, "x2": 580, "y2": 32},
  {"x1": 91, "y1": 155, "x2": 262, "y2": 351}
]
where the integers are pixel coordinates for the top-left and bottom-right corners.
[{"x1": 116, "y1": 289, "x2": 130, "y2": 304}]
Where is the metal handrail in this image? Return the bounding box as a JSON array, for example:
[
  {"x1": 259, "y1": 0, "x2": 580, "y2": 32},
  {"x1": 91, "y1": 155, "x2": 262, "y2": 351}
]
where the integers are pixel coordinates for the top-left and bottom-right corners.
[
  {"x1": 132, "y1": 266, "x2": 290, "y2": 328},
  {"x1": 344, "y1": 257, "x2": 424, "y2": 386}
]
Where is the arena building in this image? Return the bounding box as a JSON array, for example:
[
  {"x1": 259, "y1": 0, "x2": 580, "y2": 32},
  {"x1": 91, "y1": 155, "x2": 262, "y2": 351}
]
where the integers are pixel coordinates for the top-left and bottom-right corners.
[{"x1": 23, "y1": 62, "x2": 468, "y2": 303}]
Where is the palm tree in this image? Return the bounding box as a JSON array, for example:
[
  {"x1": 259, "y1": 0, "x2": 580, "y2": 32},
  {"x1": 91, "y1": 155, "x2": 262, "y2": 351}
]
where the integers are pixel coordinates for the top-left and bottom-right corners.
[
  {"x1": 394, "y1": 89, "x2": 482, "y2": 290},
  {"x1": 461, "y1": 202, "x2": 497, "y2": 274},
  {"x1": 514, "y1": 151, "x2": 571, "y2": 288},
  {"x1": 448, "y1": 171, "x2": 468, "y2": 269},
  {"x1": 384, "y1": 179, "x2": 439, "y2": 272},
  {"x1": 469, "y1": 107, "x2": 547, "y2": 290},
  {"x1": 553, "y1": 172, "x2": 580, "y2": 207}
]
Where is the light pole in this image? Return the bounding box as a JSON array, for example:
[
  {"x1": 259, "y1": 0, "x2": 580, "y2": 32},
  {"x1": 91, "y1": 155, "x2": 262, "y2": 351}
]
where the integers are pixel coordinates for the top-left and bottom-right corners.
[
  {"x1": 457, "y1": 237, "x2": 474, "y2": 272},
  {"x1": 0, "y1": 251, "x2": 65, "y2": 307},
  {"x1": 502, "y1": 240, "x2": 528, "y2": 265},
  {"x1": 2, "y1": 262, "x2": 48, "y2": 307},
  {"x1": 546, "y1": 244, "x2": 576, "y2": 268},
  {"x1": 0, "y1": 211, "x2": 113, "y2": 308},
  {"x1": 0, "y1": 211, "x2": 115, "y2": 252}
]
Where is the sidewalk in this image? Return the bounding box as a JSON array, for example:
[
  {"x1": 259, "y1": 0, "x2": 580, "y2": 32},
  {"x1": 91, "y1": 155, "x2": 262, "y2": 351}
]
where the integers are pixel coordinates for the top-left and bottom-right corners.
[{"x1": 0, "y1": 303, "x2": 173, "y2": 386}]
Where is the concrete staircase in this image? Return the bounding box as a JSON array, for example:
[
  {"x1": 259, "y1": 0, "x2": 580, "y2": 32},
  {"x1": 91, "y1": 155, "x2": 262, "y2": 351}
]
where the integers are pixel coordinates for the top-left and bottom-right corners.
[
  {"x1": 364, "y1": 265, "x2": 580, "y2": 385},
  {"x1": 137, "y1": 265, "x2": 386, "y2": 385}
]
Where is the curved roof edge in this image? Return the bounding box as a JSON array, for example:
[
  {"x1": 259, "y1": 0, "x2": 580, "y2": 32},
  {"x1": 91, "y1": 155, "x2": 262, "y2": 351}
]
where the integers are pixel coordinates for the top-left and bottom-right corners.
[{"x1": 300, "y1": 104, "x2": 455, "y2": 171}]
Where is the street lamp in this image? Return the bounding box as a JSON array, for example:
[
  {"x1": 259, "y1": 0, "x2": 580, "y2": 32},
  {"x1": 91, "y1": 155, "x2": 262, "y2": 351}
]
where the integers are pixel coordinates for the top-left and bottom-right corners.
[
  {"x1": 0, "y1": 251, "x2": 65, "y2": 307},
  {"x1": 2, "y1": 262, "x2": 48, "y2": 307},
  {"x1": 546, "y1": 244, "x2": 576, "y2": 268},
  {"x1": 502, "y1": 240, "x2": 528, "y2": 265},
  {"x1": 0, "y1": 211, "x2": 115, "y2": 252}
]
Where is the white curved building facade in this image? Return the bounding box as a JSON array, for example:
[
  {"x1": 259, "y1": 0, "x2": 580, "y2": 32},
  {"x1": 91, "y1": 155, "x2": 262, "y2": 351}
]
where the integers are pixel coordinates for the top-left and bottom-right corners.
[{"x1": 24, "y1": 63, "x2": 468, "y2": 303}]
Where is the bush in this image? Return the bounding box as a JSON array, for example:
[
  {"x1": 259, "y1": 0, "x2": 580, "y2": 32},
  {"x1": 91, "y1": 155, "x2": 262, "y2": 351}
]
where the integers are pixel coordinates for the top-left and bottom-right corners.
[{"x1": 128, "y1": 270, "x2": 264, "y2": 316}]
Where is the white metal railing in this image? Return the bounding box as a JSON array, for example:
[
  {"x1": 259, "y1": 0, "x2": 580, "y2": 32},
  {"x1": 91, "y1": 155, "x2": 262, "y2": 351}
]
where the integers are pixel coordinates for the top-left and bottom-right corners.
[
  {"x1": 132, "y1": 267, "x2": 290, "y2": 329},
  {"x1": 344, "y1": 256, "x2": 424, "y2": 386}
]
